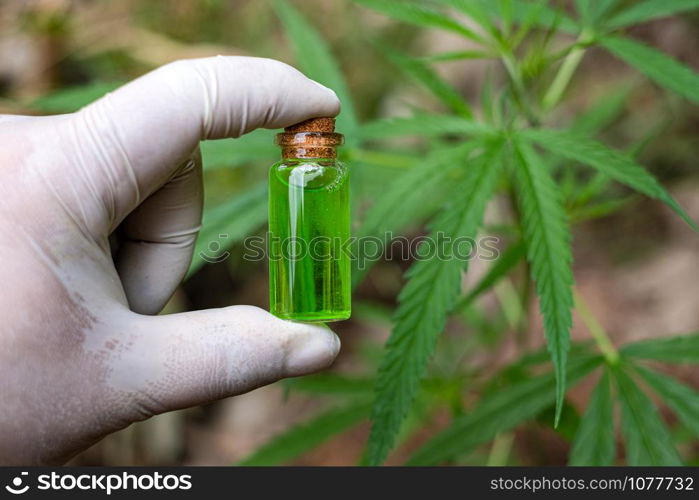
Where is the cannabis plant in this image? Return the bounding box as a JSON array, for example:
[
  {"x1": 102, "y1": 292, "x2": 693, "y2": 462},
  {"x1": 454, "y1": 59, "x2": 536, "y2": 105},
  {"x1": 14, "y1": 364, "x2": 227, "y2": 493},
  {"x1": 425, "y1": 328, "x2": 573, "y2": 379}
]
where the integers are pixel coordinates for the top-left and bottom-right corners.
[{"x1": 235, "y1": 0, "x2": 699, "y2": 466}]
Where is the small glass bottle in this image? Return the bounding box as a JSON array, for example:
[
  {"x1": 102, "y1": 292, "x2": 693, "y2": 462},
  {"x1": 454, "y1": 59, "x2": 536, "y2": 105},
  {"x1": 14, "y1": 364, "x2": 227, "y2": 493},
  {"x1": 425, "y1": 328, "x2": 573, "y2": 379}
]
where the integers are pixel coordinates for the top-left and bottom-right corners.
[{"x1": 268, "y1": 117, "x2": 351, "y2": 322}]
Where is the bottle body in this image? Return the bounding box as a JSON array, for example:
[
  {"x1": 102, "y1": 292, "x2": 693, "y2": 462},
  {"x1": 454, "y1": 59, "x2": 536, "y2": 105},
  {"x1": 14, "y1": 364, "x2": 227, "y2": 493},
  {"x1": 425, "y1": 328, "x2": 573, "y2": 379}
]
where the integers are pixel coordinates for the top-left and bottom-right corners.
[{"x1": 268, "y1": 158, "x2": 351, "y2": 322}]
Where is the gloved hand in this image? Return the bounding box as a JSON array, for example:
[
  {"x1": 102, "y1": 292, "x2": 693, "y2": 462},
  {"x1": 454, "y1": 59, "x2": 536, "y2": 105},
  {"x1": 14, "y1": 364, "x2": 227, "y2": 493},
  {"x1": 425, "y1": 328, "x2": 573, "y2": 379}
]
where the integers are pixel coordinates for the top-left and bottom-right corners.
[{"x1": 0, "y1": 56, "x2": 341, "y2": 465}]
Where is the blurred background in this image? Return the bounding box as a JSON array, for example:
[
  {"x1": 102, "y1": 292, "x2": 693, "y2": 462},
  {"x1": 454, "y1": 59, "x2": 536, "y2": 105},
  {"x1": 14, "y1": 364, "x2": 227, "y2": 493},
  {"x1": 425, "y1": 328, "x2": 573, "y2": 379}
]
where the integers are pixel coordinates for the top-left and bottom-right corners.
[{"x1": 1, "y1": 0, "x2": 698, "y2": 465}]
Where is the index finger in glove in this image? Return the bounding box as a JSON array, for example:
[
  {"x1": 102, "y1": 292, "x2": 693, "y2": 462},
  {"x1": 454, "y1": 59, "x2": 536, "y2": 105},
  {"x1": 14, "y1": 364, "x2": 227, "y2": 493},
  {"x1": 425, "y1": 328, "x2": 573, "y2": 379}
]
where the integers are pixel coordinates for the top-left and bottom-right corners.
[{"x1": 66, "y1": 55, "x2": 340, "y2": 234}]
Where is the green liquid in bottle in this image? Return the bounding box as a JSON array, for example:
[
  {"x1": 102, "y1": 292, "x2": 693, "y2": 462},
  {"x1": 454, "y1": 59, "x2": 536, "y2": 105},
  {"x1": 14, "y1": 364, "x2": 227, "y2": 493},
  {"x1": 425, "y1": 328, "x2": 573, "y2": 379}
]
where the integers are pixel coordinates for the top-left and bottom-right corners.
[{"x1": 269, "y1": 158, "x2": 351, "y2": 322}]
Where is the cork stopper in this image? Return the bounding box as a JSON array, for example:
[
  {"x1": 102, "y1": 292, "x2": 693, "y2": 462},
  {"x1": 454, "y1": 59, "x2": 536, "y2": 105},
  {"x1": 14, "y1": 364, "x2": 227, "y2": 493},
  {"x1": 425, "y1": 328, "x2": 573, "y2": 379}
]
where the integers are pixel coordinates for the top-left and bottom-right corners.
[
  {"x1": 276, "y1": 116, "x2": 343, "y2": 159},
  {"x1": 284, "y1": 117, "x2": 336, "y2": 133}
]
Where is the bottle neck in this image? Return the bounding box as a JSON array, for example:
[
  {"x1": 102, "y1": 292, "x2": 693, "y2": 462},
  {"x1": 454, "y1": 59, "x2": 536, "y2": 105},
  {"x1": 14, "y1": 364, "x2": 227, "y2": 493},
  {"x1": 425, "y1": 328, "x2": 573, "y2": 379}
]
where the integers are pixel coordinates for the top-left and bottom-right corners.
[{"x1": 276, "y1": 131, "x2": 344, "y2": 160}]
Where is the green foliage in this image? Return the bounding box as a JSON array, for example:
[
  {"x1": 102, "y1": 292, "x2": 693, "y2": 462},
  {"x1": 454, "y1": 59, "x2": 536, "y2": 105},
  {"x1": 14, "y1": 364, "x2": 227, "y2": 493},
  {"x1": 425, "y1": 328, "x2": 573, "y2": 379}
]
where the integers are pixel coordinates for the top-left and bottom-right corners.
[
  {"x1": 30, "y1": 81, "x2": 123, "y2": 113},
  {"x1": 523, "y1": 128, "x2": 698, "y2": 230},
  {"x1": 366, "y1": 141, "x2": 505, "y2": 465},
  {"x1": 378, "y1": 44, "x2": 473, "y2": 117},
  {"x1": 351, "y1": 142, "x2": 480, "y2": 287},
  {"x1": 512, "y1": 138, "x2": 574, "y2": 425},
  {"x1": 353, "y1": 0, "x2": 484, "y2": 42},
  {"x1": 359, "y1": 113, "x2": 494, "y2": 140},
  {"x1": 275, "y1": 0, "x2": 359, "y2": 142},
  {"x1": 614, "y1": 366, "x2": 682, "y2": 465},
  {"x1": 24, "y1": 1, "x2": 699, "y2": 467},
  {"x1": 454, "y1": 239, "x2": 526, "y2": 312},
  {"x1": 636, "y1": 365, "x2": 699, "y2": 438},
  {"x1": 574, "y1": 0, "x2": 594, "y2": 27},
  {"x1": 433, "y1": 0, "x2": 496, "y2": 37},
  {"x1": 187, "y1": 183, "x2": 267, "y2": 277},
  {"x1": 601, "y1": 35, "x2": 699, "y2": 105},
  {"x1": 407, "y1": 353, "x2": 602, "y2": 465},
  {"x1": 156, "y1": 0, "x2": 699, "y2": 466},
  {"x1": 588, "y1": 0, "x2": 621, "y2": 26},
  {"x1": 238, "y1": 400, "x2": 371, "y2": 466},
  {"x1": 606, "y1": 0, "x2": 699, "y2": 29},
  {"x1": 200, "y1": 130, "x2": 276, "y2": 171},
  {"x1": 568, "y1": 196, "x2": 634, "y2": 223},
  {"x1": 568, "y1": 350, "x2": 699, "y2": 466},
  {"x1": 477, "y1": 0, "x2": 578, "y2": 34},
  {"x1": 285, "y1": 374, "x2": 374, "y2": 396},
  {"x1": 569, "y1": 370, "x2": 615, "y2": 465},
  {"x1": 421, "y1": 50, "x2": 494, "y2": 62},
  {"x1": 348, "y1": 0, "x2": 698, "y2": 466},
  {"x1": 568, "y1": 84, "x2": 633, "y2": 135},
  {"x1": 620, "y1": 333, "x2": 699, "y2": 363}
]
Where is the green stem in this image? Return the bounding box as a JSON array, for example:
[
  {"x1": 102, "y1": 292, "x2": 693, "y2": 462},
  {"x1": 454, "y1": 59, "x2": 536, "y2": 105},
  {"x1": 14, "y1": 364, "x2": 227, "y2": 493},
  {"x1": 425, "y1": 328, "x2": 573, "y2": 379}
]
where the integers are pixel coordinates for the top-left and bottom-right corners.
[
  {"x1": 494, "y1": 278, "x2": 524, "y2": 331},
  {"x1": 501, "y1": 52, "x2": 540, "y2": 127},
  {"x1": 508, "y1": 186, "x2": 532, "y2": 344},
  {"x1": 487, "y1": 433, "x2": 514, "y2": 466},
  {"x1": 516, "y1": 261, "x2": 532, "y2": 341},
  {"x1": 541, "y1": 31, "x2": 593, "y2": 112},
  {"x1": 574, "y1": 290, "x2": 619, "y2": 365}
]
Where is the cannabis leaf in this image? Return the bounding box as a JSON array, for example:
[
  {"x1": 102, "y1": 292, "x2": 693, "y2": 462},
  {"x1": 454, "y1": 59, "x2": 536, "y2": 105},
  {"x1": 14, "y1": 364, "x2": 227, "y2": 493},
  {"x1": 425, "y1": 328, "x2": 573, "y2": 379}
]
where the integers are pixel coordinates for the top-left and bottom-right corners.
[
  {"x1": 480, "y1": 0, "x2": 578, "y2": 33},
  {"x1": 523, "y1": 128, "x2": 698, "y2": 231},
  {"x1": 366, "y1": 139, "x2": 505, "y2": 465},
  {"x1": 453, "y1": 239, "x2": 526, "y2": 312},
  {"x1": 238, "y1": 401, "x2": 371, "y2": 466},
  {"x1": 621, "y1": 332, "x2": 699, "y2": 363},
  {"x1": 352, "y1": 142, "x2": 480, "y2": 287},
  {"x1": 421, "y1": 50, "x2": 494, "y2": 63},
  {"x1": 433, "y1": 0, "x2": 495, "y2": 35},
  {"x1": 635, "y1": 365, "x2": 699, "y2": 438},
  {"x1": 30, "y1": 81, "x2": 124, "y2": 113},
  {"x1": 568, "y1": 84, "x2": 633, "y2": 135},
  {"x1": 615, "y1": 366, "x2": 682, "y2": 465},
  {"x1": 407, "y1": 353, "x2": 602, "y2": 465},
  {"x1": 200, "y1": 130, "x2": 276, "y2": 171},
  {"x1": 569, "y1": 369, "x2": 615, "y2": 465},
  {"x1": 352, "y1": 0, "x2": 485, "y2": 43},
  {"x1": 512, "y1": 138, "x2": 574, "y2": 425},
  {"x1": 574, "y1": 0, "x2": 621, "y2": 27},
  {"x1": 276, "y1": 0, "x2": 359, "y2": 142},
  {"x1": 187, "y1": 183, "x2": 267, "y2": 277},
  {"x1": 285, "y1": 374, "x2": 374, "y2": 397},
  {"x1": 606, "y1": 0, "x2": 699, "y2": 29},
  {"x1": 360, "y1": 114, "x2": 494, "y2": 140},
  {"x1": 378, "y1": 44, "x2": 473, "y2": 118},
  {"x1": 601, "y1": 35, "x2": 699, "y2": 105},
  {"x1": 574, "y1": 0, "x2": 595, "y2": 26}
]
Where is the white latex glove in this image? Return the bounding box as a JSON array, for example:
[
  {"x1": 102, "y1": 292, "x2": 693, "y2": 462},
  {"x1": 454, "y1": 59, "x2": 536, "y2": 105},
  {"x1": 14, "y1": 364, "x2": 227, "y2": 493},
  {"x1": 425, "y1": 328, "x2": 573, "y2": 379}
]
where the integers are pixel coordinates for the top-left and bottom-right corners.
[{"x1": 0, "y1": 56, "x2": 341, "y2": 465}]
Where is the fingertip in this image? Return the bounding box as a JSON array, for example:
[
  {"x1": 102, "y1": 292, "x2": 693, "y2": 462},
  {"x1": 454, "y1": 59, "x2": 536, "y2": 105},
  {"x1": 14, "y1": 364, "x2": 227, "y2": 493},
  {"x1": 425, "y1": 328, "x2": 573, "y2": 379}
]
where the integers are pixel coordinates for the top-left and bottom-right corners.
[
  {"x1": 112, "y1": 305, "x2": 342, "y2": 418},
  {"x1": 253, "y1": 56, "x2": 341, "y2": 124},
  {"x1": 309, "y1": 80, "x2": 341, "y2": 116},
  {"x1": 223, "y1": 306, "x2": 341, "y2": 375},
  {"x1": 281, "y1": 320, "x2": 341, "y2": 376}
]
